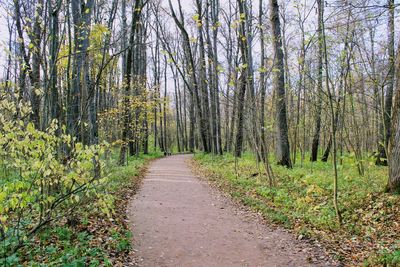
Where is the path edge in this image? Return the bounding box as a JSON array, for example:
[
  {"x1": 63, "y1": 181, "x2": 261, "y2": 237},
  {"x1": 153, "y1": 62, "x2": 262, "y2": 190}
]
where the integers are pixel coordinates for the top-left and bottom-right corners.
[{"x1": 188, "y1": 157, "x2": 340, "y2": 266}]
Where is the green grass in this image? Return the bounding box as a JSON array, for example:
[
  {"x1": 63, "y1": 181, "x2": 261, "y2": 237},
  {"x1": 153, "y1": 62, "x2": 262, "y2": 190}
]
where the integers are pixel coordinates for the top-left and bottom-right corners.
[
  {"x1": 194, "y1": 152, "x2": 398, "y2": 264},
  {"x1": 2, "y1": 150, "x2": 162, "y2": 266}
]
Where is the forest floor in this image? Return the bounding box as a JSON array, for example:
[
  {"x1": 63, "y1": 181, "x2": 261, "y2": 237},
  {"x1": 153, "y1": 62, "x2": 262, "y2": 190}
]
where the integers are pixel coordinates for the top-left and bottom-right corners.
[
  {"x1": 128, "y1": 154, "x2": 336, "y2": 266},
  {"x1": 8, "y1": 151, "x2": 162, "y2": 266},
  {"x1": 192, "y1": 153, "x2": 400, "y2": 266}
]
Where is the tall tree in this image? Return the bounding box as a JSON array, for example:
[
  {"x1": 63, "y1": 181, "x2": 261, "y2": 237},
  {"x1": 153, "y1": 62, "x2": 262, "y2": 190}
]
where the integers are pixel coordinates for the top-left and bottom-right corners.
[
  {"x1": 68, "y1": 0, "x2": 94, "y2": 142},
  {"x1": 377, "y1": 0, "x2": 395, "y2": 165},
  {"x1": 48, "y1": 0, "x2": 62, "y2": 130},
  {"x1": 259, "y1": 0, "x2": 267, "y2": 162},
  {"x1": 269, "y1": 0, "x2": 292, "y2": 168},
  {"x1": 13, "y1": 0, "x2": 43, "y2": 129},
  {"x1": 119, "y1": 0, "x2": 145, "y2": 165},
  {"x1": 388, "y1": 53, "x2": 400, "y2": 192},
  {"x1": 168, "y1": 0, "x2": 209, "y2": 152},
  {"x1": 234, "y1": 0, "x2": 249, "y2": 157},
  {"x1": 310, "y1": 0, "x2": 323, "y2": 162}
]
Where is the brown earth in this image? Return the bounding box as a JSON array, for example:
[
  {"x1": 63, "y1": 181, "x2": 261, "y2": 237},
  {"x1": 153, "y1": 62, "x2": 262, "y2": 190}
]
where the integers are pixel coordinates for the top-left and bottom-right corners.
[{"x1": 128, "y1": 154, "x2": 336, "y2": 267}]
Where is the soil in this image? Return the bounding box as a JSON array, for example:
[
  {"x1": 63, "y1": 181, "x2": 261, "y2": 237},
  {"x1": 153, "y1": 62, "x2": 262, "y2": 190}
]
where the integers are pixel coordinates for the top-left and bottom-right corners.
[{"x1": 128, "y1": 154, "x2": 336, "y2": 267}]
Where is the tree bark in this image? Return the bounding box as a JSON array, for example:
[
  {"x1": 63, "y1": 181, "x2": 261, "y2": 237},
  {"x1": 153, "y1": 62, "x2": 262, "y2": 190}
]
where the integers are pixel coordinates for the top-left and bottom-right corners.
[
  {"x1": 234, "y1": 0, "x2": 248, "y2": 158},
  {"x1": 269, "y1": 0, "x2": 292, "y2": 168},
  {"x1": 119, "y1": 0, "x2": 145, "y2": 165},
  {"x1": 387, "y1": 29, "x2": 400, "y2": 192},
  {"x1": 68, "y1": 0, "x2": 94, "y2": 142},
  {"x1": 169, "y1": 0, "x2": 209, "y2": 152},
  {"x1": 310, "y1": 0, "x2": 323, "y2": 162},
  {"x1": 377, "y1": 0, "x2": 395, "y2": 165}
]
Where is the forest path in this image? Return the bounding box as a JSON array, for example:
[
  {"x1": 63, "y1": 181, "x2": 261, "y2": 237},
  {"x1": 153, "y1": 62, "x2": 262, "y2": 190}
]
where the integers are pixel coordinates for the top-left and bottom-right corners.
[{"x1": 128, "y1": 154, "x2": 332, "y2": 267}]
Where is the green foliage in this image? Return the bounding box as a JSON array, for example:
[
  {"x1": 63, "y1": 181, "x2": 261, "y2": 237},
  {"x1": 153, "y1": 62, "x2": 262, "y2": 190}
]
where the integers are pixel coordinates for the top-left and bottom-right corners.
[
  {"x1": 364, "y1": 249, "x2": 400, "y2": 266},
  {"x1": 0, "y1": 97, "x2": 110, "y2": 257},
  {"x1": 194, "y1": 152, "x2": 396, "y2": 264},
  {"x1": 0, "y1": 95, "x2": 161, "y2": 264},
  {"x1": 0, "y1": 143, "x2": 161, "y2": 265}
]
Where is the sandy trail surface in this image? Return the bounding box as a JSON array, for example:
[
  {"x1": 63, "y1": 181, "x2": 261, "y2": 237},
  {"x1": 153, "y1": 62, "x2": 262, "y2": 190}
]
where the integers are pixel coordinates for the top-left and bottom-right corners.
[{"x1": 128, "y1": 154, "x2": 333, "y2": 267}]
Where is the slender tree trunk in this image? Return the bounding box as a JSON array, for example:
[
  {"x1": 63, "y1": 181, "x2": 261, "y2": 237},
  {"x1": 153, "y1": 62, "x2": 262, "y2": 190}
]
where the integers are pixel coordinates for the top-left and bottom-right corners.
[
  {"x1": 169, "y1": 0, "x2": 209, "y2": 152},
  {"x1": 49, "y1": 1, "x2": 61, "y2": 130},
  {"x1": 293, "y1": 6, "x2": 306, "y2": 165},
  {"x1": 321, "y1": 13, "x2": 353, "y2": 163},
  {"x1": 14, "y1": 0, "x2": 42, "y2": 128},
  {"x1": 119, "y1": 0, "x2": 144, "y2": 165},
  {"x1": 234, "y1": 0, "x2": 249, "y2": 158},
  {"x1": 377, "y1": 0, "x2": 395, "y2": 165},
  {"x1": 163, "y1": 56, "x2": 168, "y2": 153},
  {"x1": 196, "y1": 0, "x2": 212, "y2": 153},
  {"x1": 321, "y1": 9, "x2": 342, "y2": 224},
  {"x1": 68, "y1": 0, "x2": 93, "y2": 142},
  {"x1": 30, "y1": 0, "x2": 44, "y2": 129},
  {"x1": 310, "y1": 0, "x2": 323, "y2": 162},
  {"x1": 388, "y1": 62, "x2": 400, "y2": 192},
  {"x1": 259, "y1": 0, "x2": 267, "y2": 162},
  {"x1": 269, "y1": 0, "x2": 292, "y2": 168}
]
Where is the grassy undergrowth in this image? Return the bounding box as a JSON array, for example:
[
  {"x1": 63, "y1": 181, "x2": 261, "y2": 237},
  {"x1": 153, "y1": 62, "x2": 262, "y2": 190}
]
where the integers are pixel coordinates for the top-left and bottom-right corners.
[
  {"x1": 193, "y1": 152, "x2": 399, "y2": 266},
  {"x1": 3, "y1": 150, "x2": 162, "y2": 266}
]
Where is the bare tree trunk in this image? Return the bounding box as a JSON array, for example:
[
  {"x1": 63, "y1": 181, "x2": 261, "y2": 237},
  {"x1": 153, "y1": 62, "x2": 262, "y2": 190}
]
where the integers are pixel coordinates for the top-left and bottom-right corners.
[
  {"x1": 321, "y1": 9, "x2": 342, "y2": 224},
  {"x1": 119, "y1": 0, "x2": 144, "y2": 165},
  {"x1": 259, "y1": 0, "x2": 267, "y2": 162},
  {"x1": 293, "y1": 3, "x2": 306, "y2": 166},
  {"x1": 163, "y1": 56, "x2": 168, "y2": 153},
  {"x1": 68, "y1": 0, "x2": 94, "y2": 142},
  {"x1": 377, "y1": 0, "x2": 395, "y2": 165},
  {"x1": 169, "y1": 0, "x2": 209, "y2": 152},
  {"x1": 388, "y1": 103, "x2": 400, "y2": 192},
  {"x1": 49, "y1": 1, "x2": 62, "y2": 130},
  {"x1": 310, "y1": 0, "x2": 323, "y2": 162},
  {"x1": 14, "y1": 0, "x2": 43, "y2": 128},
  {"x1": 30, "y1": 0, "x2": 44, "y2": 129},
  {"x1": 387, "y1": 29, "x2": 400, "y2": 192},
  {"x1": 196, "y1": 0, "x2": 212, "y2": 153},
  {"x1": 234, "y1": 0, "x2": 249, "y2": 158},
  {"x1": 269, "y1": 0, "x2": 292, "y2": 168},
  {"x1": 321, "y1": 12, "x2": 353, "y2": 163}
]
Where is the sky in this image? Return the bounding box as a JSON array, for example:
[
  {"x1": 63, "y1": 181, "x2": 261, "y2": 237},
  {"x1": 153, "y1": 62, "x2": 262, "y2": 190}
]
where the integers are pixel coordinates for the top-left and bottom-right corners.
[{"x1": 0, "y1": 0, "x2": 397, "y2": 88}]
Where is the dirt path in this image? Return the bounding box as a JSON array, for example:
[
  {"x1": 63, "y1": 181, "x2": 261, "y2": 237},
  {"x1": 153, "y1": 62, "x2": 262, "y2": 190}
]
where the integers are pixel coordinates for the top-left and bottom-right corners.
[{"x1": 128, "y1": 155, "x2": 333, "y2": 267}]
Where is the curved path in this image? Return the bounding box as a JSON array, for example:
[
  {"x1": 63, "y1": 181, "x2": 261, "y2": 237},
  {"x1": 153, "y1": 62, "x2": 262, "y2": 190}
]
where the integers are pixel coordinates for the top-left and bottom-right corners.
[{"x1": 128, "y1": 154, "x2": 332, "y2": 267}]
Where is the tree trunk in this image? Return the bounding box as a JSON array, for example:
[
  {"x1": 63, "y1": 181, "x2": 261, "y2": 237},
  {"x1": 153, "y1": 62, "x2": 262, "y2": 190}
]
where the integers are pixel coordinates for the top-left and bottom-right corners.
[
  {"x1": 269, "y1": 0, "x2": 292, "y2": 168},
  {"x1": 169, "y1": 0, "x2": 209, "y2": 152},
  {"x1": 310, "y1": 0, "x2": 323, "y2": 162},
  {"x1": 387, "y1": 30, "x2": 400, "y2": 192},
  {"x1": 234, "y1": 0, "x2": 248, "y2": 158},
  {"x1": 259, "y1": 0, "x2": 267, "y2": 162},
  {"x1": 30, "y1": 0, "x2": 44, "y2": 129},
  {"x1": 68, "y1": 0, "x2": 93, "y2": 142},
  {"x1": 119, "y1": 0, "x2": 144, "y2": 165},
  {"x1": 49, "y1": 1, "x2": 61, "y2": 130},
  {"x1": 377, "y1": 0, "x2": 395, "y2": 165}
]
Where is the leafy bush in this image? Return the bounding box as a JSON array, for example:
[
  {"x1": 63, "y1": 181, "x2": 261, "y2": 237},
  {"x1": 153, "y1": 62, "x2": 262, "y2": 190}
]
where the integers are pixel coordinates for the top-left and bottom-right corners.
[{"x1": 0, "y1": 97, "x2": 109, "y2": 258}]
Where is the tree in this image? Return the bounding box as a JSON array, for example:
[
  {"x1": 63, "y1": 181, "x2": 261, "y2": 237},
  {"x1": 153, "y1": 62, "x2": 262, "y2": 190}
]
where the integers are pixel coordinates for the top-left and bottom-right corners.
[
  {"x1": 13, "y1": 0, "x2": 43, "y2": 129},
  {"x1": 48, "y1": 0, "x2": 62, "y2": 130},
  {"x1": 234, "y1": 0, "x2": 249, "y2": 158},
  {"x1": 310, "y1": 0, "x2": 323, "y2": 162},
  {"x1": 119, "y1": 0, "x2": 146, "y2": 165},
  {"x1": 388, "y1": 32, "x2": 400, "y2": 192},
  {"x1": 269, "y1": 0, "x2": 292, "y2": 168},
  {"x1": 67, "y1": 0, "x2": 94, "y2": 143},
  {"x1": 377, "y1": 0, "x2": 395, "y2": 165},
  {"x1": 168, "y1": 0, "x2": 210, "y2": 153}
]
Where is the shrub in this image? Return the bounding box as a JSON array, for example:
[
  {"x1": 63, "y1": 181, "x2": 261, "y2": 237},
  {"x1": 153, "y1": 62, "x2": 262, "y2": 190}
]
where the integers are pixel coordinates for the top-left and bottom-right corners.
[{"x1": 0, "y1": 96, "x2": 109, "y2": 258}]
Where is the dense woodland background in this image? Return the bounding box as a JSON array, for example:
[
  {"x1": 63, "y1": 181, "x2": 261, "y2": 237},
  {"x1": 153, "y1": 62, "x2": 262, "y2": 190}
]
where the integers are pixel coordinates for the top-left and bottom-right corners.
[{"x1": 1, "y1": 0, "x2": 400, "y2": 265}]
